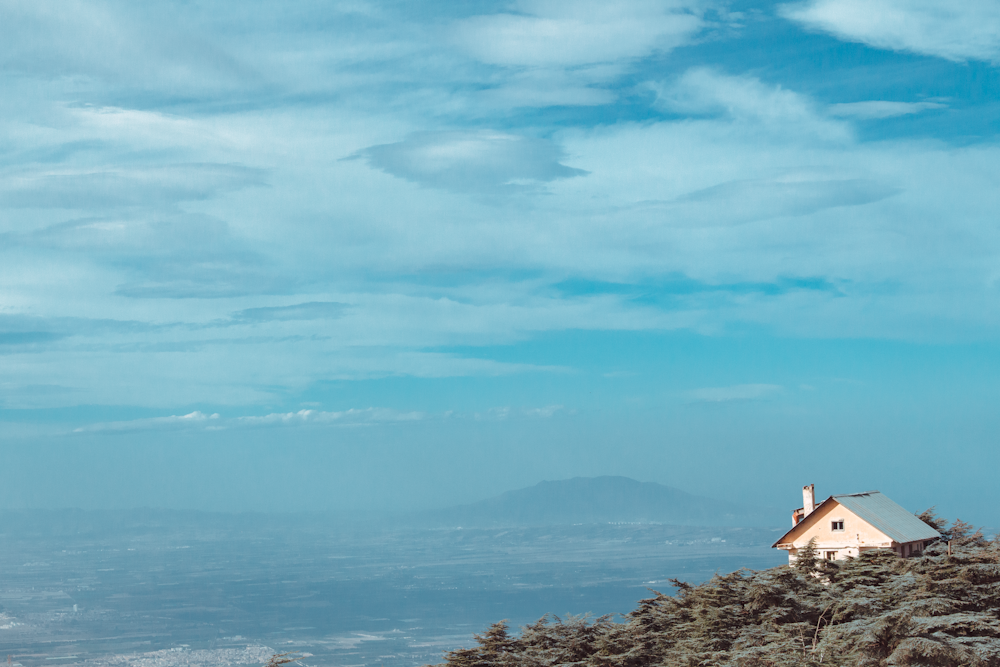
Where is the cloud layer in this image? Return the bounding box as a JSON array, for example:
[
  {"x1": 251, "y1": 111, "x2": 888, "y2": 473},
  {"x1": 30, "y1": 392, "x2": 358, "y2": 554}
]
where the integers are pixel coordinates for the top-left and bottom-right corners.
[
  {"x1": 358, "y1": 131, "x2": 587, "y2": 192},
  {"x1": 782, "y1": 0, "x2": 1000, "y2": 63},
  {"x1": 687, "y1": 384, "x2": 783, "y2": 403},
  {"x1": 1, "y1": 0, "x2": 999, "y2": 424},
  {"x1": 452, "y1": 0, "x2": 704, "y2": 67}
]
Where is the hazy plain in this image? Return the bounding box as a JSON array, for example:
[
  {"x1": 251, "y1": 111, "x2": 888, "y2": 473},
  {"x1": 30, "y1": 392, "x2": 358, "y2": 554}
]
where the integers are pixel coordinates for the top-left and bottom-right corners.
[{"x1": 0, "y1": 512, "x2": 784, "y2": 667}]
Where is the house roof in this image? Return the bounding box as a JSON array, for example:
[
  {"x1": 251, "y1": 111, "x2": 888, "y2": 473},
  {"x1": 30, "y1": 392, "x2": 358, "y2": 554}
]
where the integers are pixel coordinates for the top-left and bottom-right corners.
[{"x1": 773, "y1": 491, "x2": 941, "y2": 548}]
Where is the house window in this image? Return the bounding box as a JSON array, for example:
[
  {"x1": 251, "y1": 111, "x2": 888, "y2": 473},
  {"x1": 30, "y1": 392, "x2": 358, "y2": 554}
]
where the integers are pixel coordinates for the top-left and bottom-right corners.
[
  {"x1": 831, "y1": 519, "x2": 844, "y2": 532},
  {"x1": 825, "y1": 551, "x2": 838, "y2": 560}
]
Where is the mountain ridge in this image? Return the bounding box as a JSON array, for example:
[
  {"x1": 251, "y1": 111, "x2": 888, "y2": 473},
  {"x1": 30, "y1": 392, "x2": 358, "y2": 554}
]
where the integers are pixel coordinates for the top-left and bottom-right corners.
[{"x1": 412, "y1": 476, "x2": 775, "y2": 528}]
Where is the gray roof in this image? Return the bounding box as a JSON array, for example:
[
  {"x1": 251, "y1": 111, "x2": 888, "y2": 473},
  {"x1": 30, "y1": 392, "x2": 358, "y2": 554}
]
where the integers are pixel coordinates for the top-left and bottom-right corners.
[
  {"x1": 832, "y1": 491, "x2": 941, "y2": 544},
  {"x1": 773, "y1": 490, "x2": 940, "y2": 547}
]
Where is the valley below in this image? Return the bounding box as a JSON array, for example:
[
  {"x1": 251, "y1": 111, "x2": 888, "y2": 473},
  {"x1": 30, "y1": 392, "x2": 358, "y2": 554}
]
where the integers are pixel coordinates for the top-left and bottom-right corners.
[{"x1": 0, "y1": 513, "x2": 784, "y2": 667}]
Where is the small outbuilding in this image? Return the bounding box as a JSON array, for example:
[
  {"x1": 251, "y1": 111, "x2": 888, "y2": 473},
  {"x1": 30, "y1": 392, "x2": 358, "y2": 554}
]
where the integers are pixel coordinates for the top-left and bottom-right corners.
[{"x1": 773, "y1": 484, "x2": 941, "y2": 564}]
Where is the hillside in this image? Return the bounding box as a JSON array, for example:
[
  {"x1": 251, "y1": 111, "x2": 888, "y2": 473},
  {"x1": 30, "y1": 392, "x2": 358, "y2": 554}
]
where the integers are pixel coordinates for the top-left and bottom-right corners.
[
  {"x1": 415, "y1": 476, "x2": 774, "y2": 528},
  {"x1": 436, "y1": 515, "x2": 1000, "y2": 667}
]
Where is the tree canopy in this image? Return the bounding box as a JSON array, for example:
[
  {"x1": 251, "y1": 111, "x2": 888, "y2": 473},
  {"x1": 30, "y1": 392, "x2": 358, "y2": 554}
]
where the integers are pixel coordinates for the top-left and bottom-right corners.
[{"x1": 435, "y1": 515, "x2": 1000, "y2": 667}]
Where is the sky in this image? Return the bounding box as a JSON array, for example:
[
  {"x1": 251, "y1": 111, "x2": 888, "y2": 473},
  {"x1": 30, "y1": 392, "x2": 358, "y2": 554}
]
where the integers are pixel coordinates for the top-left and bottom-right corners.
[{"x1": 2, "y1": 0, "x2": 1000, "y2": 524}]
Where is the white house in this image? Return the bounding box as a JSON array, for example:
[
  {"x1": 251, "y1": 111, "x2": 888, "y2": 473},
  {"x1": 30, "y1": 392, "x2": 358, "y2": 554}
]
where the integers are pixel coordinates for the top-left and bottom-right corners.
[{"x1": 772, "y1": 484, "x2": 941, "y2": 564}]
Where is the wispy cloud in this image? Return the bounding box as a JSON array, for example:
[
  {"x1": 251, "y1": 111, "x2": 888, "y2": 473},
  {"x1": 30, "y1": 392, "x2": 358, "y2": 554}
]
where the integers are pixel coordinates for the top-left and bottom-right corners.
[
  {"x1": 474, "y1": 405, "x2": 565, "y2": 420},
  {"x1": 656, "y1": 175, "x2": 898, "y2": 226},
  {"x1": 523, "y1": 405, "x2": 564, "y2": 418},
  {"x1": 70, "y1": 404, "x2": 571, "y2": 434},
  {"x1": 686, "y1": 384, "x2": 783, "y2": 403},
  {"x1": 3, "y1": 0, "x2": 1000, "y2": 425},
  {"x1": 0, "y1": 1, "x2": 252, "y2": 93},
  {"x1": 7, "y1": 210, "x2": 283, "y2": 301},
  {"x1": 72, "y1": 408, "x2": 425, "y2": 434},
  {"x1": 781, "y1": 0, "x2": 1000, "y2": 63},
  {"x1": 0, "y1": 331, "x2": 66, "y2": 346},
  {"x1": 229, "y1": 302, "x2": 348, "y2": 323},
  {"x1": 356, "y1": 131, "x2": 587, "y2": 193},
  {"x1": 73, "y1": 411, "x2": 221, "y2": 433},
  {"x1": 0, "y1": 164, "x2": 266, "y2": 210},
  {"x1": 652, "y1": 67, "x2": 849, "y2": 140},
  {"x1": 828, "y1": 100, "x2": 947, "y2": 119},
  {"x1": 452, "y1": 0, "x2": 705, "y2": 67},
  {"x1": 232, "y1": 408, "x2": 426, "y2": 427}
]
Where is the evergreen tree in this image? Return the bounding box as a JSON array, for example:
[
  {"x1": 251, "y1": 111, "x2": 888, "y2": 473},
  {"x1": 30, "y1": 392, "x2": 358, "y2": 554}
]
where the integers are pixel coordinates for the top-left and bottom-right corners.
[
  {"x1": 434, "y1": 518, "x2": 1000, "y2": 667},
  {"x1": 794, "y1": 537, "x2": 819, "y2": 574},
  {"x1": 917, "y1": 507, "x2": 948, "y2": 534}
]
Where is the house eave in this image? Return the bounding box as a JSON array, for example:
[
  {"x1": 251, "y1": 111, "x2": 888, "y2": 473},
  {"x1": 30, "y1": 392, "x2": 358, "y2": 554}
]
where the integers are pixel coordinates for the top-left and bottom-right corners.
[{"x1": 770, "y1": 495, "x2": 838, "y2": 548}]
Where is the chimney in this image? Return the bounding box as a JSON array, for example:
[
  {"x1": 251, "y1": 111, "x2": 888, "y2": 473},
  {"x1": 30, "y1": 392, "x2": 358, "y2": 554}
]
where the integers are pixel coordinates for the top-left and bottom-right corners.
[{"x1": 802, "y1": 484, "x2": 816, "y2": 518}]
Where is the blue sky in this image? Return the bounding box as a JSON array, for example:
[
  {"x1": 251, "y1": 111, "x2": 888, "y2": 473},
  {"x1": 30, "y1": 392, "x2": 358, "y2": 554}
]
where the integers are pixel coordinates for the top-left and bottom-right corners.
[{"x1": 3, "y1": 0, "x2": 1000, "y2": 524}]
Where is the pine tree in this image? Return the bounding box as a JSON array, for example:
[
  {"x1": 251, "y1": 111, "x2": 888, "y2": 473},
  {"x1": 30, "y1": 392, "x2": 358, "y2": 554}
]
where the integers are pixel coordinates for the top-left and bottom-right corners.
[
  {"x1": 916, "y1": 507, "x2": 948, "y2": 534},
  {"x1": 442, "y1": 621, "x2": 517, "y2": 667},
  {"x1": 433, "y1": 519, "x2": 1000, "y2": 667},
  {"x1": 794, "y1": 537, "x2": 819, "y2": 574}
]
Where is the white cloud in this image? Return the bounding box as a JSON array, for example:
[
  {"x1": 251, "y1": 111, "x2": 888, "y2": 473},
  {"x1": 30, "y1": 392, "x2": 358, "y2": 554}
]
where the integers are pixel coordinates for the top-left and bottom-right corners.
[
  {"x1": 4, "y1": 3, "x2": 1000, "y2": 420},
  {"x1": 452, "y1": 0, "x2": 704, "y2": 67},
  {"x1": 451, "y1": 0, "x2": 706, "y2": 109},
  {"x1": 71, "y1": 408, "x2": 424, "y2": 433},
  {"x1": 474, "y1": 405, "x2": 563, "y2": 420},
  {"x1": 232, "y1": 407, "x2": 426, "y2": 427},
  {"x1": 652, "y1": 67, "x2": 850, "y2": 141},
  {"x1": 827, "y1": 100, "x2": 946, "y2": 119},
  {"x1": 0, "y1": 1, "x2": 251, "y2": 93},
  {"x1": 68, "y1": 404, "x2": 566, "y2": 434},
  {"x1": 356, "y1": 131, "x2": 586, "y2": 192},
  {"x1": 647, "y1": 174, "x2": 898, "y2": 227},
  {"x1": 73, "y1": 411, "x2": 220, "y2": 433},
  {"x1": 0, "y1": 164, "x2": 266, "y2": 210},
  {"x1": 472, "y1": 70, "x2": 618, "y2": 108},
  {"x1": 6, "y1": 57, "x2": 1000, "y2": 416},
  {"x1": 229, "y1": 302, "x2": 347, "y2": 323},
  {"x1": 523, "y1": 404, "x2": 564, "y2": 417},
  {"x1": 476, "y1": 406, "x2": 511, "y2": 421},
  {"x1": 686, "y1": 384, "x2": 783, "y2": 403},
  {"x1": 781, "y1": 0, "x2": 1000, "y2": 63}
]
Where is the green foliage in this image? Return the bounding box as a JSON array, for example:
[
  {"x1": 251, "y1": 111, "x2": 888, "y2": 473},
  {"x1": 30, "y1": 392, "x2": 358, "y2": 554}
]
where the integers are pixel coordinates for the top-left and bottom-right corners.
[
  {"x1": 435, "y1": 518, "x2": 1000, "y2": 667},
  {"x1": 918, "y1": 508, "x2": 949, "y2": 534},
  {"x1": 794, "y1": 537, "x2": 819, "y2": 574},
  {"x1": 443, "y1": 621, "x2": 518, "y2": 667}
]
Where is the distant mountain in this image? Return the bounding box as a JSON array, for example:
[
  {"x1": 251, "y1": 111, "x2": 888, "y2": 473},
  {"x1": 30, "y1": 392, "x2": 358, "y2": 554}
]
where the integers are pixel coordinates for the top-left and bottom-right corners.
[
  {"x1": 0, "y1": 478, "x2": 778, "y2": 535},
  {"x1": 413, "y1": 476, "x2": 774, "y2": 528}
]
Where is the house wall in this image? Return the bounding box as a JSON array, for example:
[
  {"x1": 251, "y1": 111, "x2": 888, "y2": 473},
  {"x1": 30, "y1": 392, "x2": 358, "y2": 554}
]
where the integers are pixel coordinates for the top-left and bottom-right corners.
[{"x1": 779, "y1": 500, "x2": 893, "y2": 563}]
